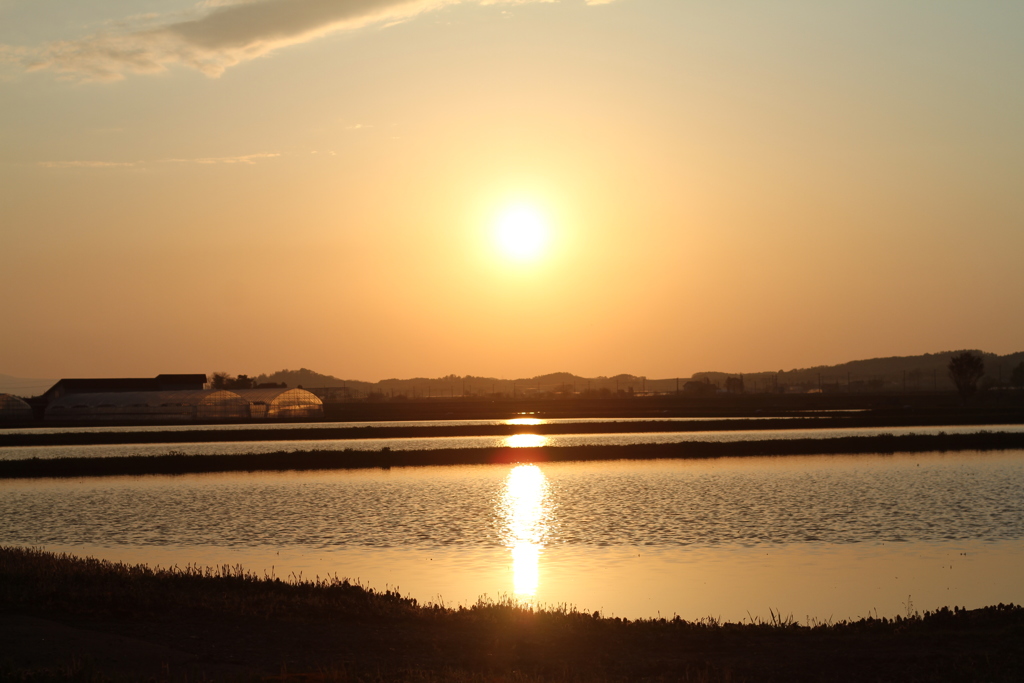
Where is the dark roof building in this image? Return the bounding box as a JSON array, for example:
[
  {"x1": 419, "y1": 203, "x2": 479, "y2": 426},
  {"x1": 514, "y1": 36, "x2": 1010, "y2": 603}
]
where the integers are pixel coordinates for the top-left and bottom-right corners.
[{"x1": 42, "y1": 374, "x2": 208, "y2": 403}]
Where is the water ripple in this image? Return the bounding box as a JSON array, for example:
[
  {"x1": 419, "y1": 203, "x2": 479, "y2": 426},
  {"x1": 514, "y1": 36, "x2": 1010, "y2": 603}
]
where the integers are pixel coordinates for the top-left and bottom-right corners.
[{"x1": 1, "y1": 451, "x2": 1022, "y2": 550}]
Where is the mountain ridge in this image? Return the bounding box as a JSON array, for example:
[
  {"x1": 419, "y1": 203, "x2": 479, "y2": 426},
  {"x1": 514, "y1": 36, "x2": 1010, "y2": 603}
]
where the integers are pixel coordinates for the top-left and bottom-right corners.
[
  {"x1": 4, "y1": 350, "x2": 1021, "y2": 398},
  {"x1": 253, "y1": 349, "x2": 1024, "y2": 395}
]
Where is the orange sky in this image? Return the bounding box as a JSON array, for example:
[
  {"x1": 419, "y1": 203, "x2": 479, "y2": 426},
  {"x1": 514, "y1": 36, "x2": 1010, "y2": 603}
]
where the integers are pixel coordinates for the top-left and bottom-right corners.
[{"x1": 2, "y1": 1, "x2": 1022, "y2": 381}]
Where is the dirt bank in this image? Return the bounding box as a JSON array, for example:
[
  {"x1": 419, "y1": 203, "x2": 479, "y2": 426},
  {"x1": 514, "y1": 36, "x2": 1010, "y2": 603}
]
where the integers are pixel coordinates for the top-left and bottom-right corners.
[
  {"x1": 2, "y1": 431, "x2": 1023, "y2": 479},
  {"x1": 1, "y1": 546, "x2": 1021, "y2": 682}
]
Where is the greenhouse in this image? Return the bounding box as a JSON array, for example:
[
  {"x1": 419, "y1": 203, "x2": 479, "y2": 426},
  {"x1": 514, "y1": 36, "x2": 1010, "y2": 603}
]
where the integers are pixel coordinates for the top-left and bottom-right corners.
[
  {"x1": 0, "y1": 394, "x2": 33, "y2": 421},
  {"x1": 232, "y1": 388, "x2": 323, "y2": 420},
  {"x1": 45, "y1": 390, "x2": 251, "y2": 422}
]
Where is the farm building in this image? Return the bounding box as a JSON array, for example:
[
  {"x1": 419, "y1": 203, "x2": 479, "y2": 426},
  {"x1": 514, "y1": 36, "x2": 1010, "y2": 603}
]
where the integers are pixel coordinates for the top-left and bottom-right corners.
[
  {"x1": 41, "y1": 374, "x2": 208, "y2": 403},
  {"x1": 44, "y1": 390, "x2": 252, "y2": 422},
  {"x1": 232, "y1": 388, "x2": 324, "y2": 419},
  {"x1": 35, "y1": 375, "x2": 322, "y2": 423},
  {"x1": 42, "y1": 387, "x2": 323, "y2": 422}
]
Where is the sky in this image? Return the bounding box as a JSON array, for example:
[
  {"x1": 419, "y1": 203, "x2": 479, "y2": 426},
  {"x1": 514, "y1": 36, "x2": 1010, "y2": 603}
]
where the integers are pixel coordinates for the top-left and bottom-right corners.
[{"x1": 2, "y1": 0, "x2": 1023, "y2": 382}]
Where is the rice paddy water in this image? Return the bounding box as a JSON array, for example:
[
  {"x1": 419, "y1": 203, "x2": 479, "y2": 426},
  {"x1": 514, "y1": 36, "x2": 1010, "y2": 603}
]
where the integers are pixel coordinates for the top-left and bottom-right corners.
[{"x1": 2, "y1": 445, "x2": 1022, "y2": 622}]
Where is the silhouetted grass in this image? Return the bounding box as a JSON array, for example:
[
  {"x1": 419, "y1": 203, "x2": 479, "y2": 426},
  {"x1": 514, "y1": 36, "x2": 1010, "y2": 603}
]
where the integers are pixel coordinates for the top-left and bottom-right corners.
[
  {"x1": 2, "y1": 546, "x2": 1022, "y2": 682},
  {"x1": 2, "y1": 431, "x2": 1023, "y2": 479}
]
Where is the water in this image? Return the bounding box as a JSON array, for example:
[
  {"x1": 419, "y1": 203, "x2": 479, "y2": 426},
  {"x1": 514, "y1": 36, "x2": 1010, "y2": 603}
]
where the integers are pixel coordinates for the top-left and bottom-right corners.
[
  {"x1": 2, "y1": 423, "x2": 1021, "y2": 461},
  {"x1": 3, "y1": 450, "x2": 1022, "y2": 621},
  {"x1": 0, "y1": 414, "x2": 830, "y2": 436}
]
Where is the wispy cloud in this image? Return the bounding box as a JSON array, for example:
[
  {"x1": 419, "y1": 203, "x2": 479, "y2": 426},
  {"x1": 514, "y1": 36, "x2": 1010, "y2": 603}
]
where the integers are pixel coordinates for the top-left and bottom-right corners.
[
  {"x1": 8, "y1": 0, "x2": 617, "y2": 82},
  {"x1": 38, "y1": 153, "x2": 280, "y2": 168},
  {"x1": 163, "y1": 152, "x2": 282, "y2": 164},
  {"x1": 38, "y1": 160, "x2": 139, "y2": 169}
]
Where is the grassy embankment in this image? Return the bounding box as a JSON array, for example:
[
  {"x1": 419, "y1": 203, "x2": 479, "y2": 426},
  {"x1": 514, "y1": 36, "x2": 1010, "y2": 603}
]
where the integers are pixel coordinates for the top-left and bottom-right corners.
[
  {"x1": 2, "y1": 431, "x2": 1023, "y2": 479},
  {"x1": 2, "y1": 546, "x2": 1023, "y2": 682}
]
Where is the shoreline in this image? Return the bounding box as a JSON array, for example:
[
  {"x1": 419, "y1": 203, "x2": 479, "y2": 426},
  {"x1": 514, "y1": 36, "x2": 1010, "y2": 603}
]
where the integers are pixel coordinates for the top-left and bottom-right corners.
[
  {"x1": 2, "y1": 431, "x2": 1023, "y2": 479},
  {"x1": 1, "y1": 546, "x2": 1021, "y2": 682}
]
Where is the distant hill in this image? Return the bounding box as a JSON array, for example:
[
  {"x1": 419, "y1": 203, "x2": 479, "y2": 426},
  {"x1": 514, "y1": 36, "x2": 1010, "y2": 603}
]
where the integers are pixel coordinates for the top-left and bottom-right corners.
[
  {"x1": 0, "y1": 374, "x2": 55, "y2": 398},
  {"x1": 253, "y1": 350, "x2": 1023, "y2": 398},
  {"x1": 9, "y1": 349, "x2": 1022, "y2": 402},
  {"x1": 253, "y1": 369, "x2": 658, "y2": 398},
  {"x1": 692, "y1": 350, "x2": 1024, "y2": 393},
  {"x1": 252, "y1": 368, "x2": 374, "y2": 393}
]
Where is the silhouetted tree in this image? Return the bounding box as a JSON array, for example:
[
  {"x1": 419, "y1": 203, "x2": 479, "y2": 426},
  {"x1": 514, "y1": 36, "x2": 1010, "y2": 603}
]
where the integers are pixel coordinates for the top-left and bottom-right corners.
[
  {"x1": 1010, "y1": 362, "x2": 1024, "y2": 390},
  {"x1": 725, "y1": 376, "x2": 745, "y2": 393},
  {"x1": 209, "y1": 373, "x2": 255, "y2": 390},
  {"x1": 947, "y1": 352, "x2": 985, "y2": 401},
  {"x1": 227, "y1": 374, "x2": 254, "y2": 390},
  {"x1": 683, "y1": 379, "x2": 716, "y2": 396}
]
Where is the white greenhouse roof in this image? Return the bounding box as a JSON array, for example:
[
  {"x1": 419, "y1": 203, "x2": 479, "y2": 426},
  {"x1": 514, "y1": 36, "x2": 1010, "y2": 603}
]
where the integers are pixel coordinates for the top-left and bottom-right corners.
[
  {"x1": 0, "y1": 393, "x2": 33, "y2": 418},
  {"x1": 231, "y1": 388, "x2": 323, "y2": 405}
]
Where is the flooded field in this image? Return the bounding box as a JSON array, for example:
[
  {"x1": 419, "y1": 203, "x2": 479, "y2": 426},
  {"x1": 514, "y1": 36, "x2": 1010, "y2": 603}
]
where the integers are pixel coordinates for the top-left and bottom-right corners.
[
  {"x1": 0, "y1": 414, "x2": 830, "y2": 436},
  {"x1": 3, "y1": 450, "x2": 1022, "y2": 621},
  {"x1": 2, "y1": 422, "x2": 1022, "y2": 461}
]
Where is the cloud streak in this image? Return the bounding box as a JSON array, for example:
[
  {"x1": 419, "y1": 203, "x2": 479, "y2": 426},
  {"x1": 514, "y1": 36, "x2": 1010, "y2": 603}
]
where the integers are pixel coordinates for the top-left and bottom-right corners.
[
  {"x1": 164, "y1": 152, "x2": 282, "y2": 164},
  {"x1": 38, "y1": 153, "x2": 280, "y2": 168},
  {"x1": 38, "y1": 160, "x2": 139, "y2": 169},
  {"x1": 10, "y1": 0, "x2": 614, "y2": 81}
]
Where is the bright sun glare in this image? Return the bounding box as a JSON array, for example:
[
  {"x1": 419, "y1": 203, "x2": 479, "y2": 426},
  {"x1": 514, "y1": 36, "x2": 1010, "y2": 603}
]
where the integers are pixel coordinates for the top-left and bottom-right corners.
[{"x1": 495, "y1": 205, "x2": 549, "y2": 261}]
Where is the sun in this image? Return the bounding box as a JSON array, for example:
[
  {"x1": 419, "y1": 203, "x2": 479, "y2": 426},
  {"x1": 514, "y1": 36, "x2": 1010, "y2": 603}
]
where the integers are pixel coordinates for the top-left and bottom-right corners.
[{"x1": 495, "y1": 205, "x2": 550, "y2": 261}]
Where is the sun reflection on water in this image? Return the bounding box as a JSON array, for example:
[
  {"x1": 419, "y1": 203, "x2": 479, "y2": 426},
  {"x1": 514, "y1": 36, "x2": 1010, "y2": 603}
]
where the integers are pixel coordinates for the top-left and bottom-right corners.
[
  {"x1": 506, "y1": 418, "x2": 544, "y2": 426},
  {"x1": 499, "y1": 464, "x2": 551, "y2": 597},
  {"x1": 504, "y1": 433, "x2": 549, "y2": 448}
]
